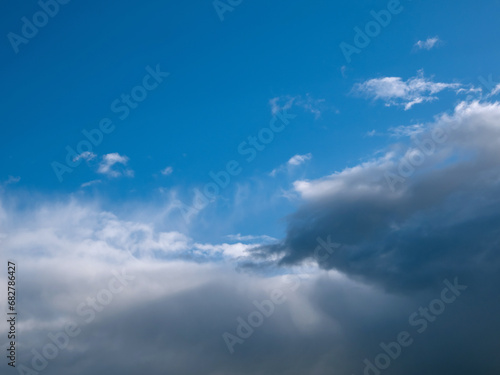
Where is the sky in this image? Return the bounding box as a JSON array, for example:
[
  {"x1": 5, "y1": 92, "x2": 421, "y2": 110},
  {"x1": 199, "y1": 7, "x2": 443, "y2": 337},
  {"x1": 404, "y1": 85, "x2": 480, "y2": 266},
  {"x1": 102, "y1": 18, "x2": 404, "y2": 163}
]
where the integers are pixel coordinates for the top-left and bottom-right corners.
[{"x1": 1, "y1": 0, "x2": 500, "y2": 374}]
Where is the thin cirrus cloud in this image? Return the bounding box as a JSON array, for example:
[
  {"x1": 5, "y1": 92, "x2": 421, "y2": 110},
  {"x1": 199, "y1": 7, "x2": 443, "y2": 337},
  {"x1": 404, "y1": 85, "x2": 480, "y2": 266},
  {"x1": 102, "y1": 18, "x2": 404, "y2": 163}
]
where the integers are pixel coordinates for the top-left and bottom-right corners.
[
  {"x1": 81, "y1": 179, "x2": 102, "y2": 188},
  {"x1": 1, "y1": 175, "x2": 20, "y2": 187},
  {"x1": 97, "y1": 153, "x2": 134, "y2": 178},
  {"x1": 161, "y1": 166, "x2": 173, "y2": 176},
  {"x1": 270, "y1": 153, "x2": 313, "y2": 177},
  {"x1": 388, "y1": 124, "x2": 425, "y2": 138},
  {"x1": 269, "y1": 95, "x2": 325, "y2": 119},
  {"x1": 489, "y1": 83, "x2": 500, "y2": 97},
  {"x1": 413, "y1": 36, "x2": 442, "y2": 51},
  {"x1": 225, "y1": 233, "x2": 277, "y2": 243},
  {"x1": 353, "y1": 70, "x2": 461, "y2": 110},
  {"x1": 73, "y1": 151, "x2": 96, "y2": 163}
]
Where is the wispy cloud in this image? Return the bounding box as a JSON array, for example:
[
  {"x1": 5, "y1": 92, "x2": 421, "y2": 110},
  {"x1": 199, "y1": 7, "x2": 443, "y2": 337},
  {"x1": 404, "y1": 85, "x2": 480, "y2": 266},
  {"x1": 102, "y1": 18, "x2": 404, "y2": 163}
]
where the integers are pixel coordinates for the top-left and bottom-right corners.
[
  {"x1": 73, "y1": 151, "x2": 97, "y2": 162},
  {"x1": 413, "y1": 36, "x2": 441, "y2": 51},
  {"x1": 353, "y1": 70, "x2": 461, "y2": 110},
  {"x1": 161, "y1": 166, "x2": 173, "y2": 176},
  {"x1": 388, "y1": 124, "x2": 425, "y2": 138},
  {"x1": 490, "y1": 83, "x2": 500, "y2": 97},
  {"x1": 81, "y1": 179, "x2": 102, "y2": 188},
  {"x1": 225, "y1": 233, "x2": 277, "y2": 243},
  {"x1": 1, "y1": 175, "x2": 21, "y2": 188},
  {"x1": 97, "y1": 153, "x2": 134, "y2": 178},
  {"x1": 269, "y1": 94, "x2": 325, "y2": 119},
  {"x1": 340, "y1": 65, "x2": 348, "y2": 78},
  {"x1": 270, "y1": 153, "x2": 313, "y2": 176},
  {"x1": 287, "y1": 153, "x2": 312, "y2": 166}
]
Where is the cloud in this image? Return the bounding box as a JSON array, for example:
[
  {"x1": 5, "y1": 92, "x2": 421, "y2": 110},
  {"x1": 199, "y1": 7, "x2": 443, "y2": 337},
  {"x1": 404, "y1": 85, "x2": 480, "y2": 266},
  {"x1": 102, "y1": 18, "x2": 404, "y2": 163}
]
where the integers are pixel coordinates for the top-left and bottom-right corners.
[
  {"x1": 288, "y1": 153, "x2": 313, "y2": 166},
  {"x1": 260, "y1": 101, "x2": 500, "y2": 294},
  {"x1": 193, "y1": 242, "x2": 259, "y2": 258},
  {"x1": 0, "y1": 191, "x2": 499, "y2": 374},
  {"x1": 2, "y1": 102, "x2": 500, "y2": 375},
  {"x1": 2, "y1": 176, "x2": 20, "y2": 187},
  {"x1": 270, "y1": 153, "x2": 313, "y2": 176},
  {"x1": 81, "y1": 179, "x2": 102, "y2": 188},
  {"x1": 161, "y1": 166, "x2": 173, "y2": 176},
  {"x1": 270, "y1": 96, "x2": 295, "y2": 116},
  {"x1": 414, "y1": 36, "x2": 441, "y2": 51},
  {"x1": 73, "y1": 151, "x2": 96, "y2": 163},
  {"x1": 225, "y1": 233, "x2": 277, "y2": 243},
  {"x1": 270, "y1": 95, "x2": 325, "y2": 119},
  {"x1": 490, "y1": 83, "x2": 500, "y2": 97},
  {"x1": 354, "y1": 70, "x2": 461, "y2": 110},
  {"x1": 341, "y1": 65, "x2": 348, "y2": 78},
  {"x1": 97, "y1": 153, "x2": 134, "y2": 178},
  {"x1": 388, "y1": 124, "x2": 425, "y2": 138}
]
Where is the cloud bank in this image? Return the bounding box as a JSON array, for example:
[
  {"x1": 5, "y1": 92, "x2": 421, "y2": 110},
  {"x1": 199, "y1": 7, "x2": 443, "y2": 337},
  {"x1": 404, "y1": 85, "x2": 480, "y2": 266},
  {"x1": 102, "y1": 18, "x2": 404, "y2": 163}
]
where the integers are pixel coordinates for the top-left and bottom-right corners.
[{"x1": 2, "y1": 101, "x2": 500, "y2": 375}]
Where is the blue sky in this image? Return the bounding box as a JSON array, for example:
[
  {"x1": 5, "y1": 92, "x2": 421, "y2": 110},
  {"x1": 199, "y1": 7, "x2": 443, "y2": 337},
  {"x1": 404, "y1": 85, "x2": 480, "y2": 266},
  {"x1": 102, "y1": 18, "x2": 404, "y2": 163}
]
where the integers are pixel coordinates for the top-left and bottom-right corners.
[
  {"x1": 2, "y1": 0, "x2": 500, "y2": 244},
  {"x1": 2, "y1": 2, "x2": 500, "y2": 374}
]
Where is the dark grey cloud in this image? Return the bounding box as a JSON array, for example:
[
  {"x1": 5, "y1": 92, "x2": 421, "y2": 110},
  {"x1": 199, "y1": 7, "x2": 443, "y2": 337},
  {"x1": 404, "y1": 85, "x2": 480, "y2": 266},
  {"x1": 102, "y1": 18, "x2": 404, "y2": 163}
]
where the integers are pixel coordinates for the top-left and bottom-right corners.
[
  {"x1": 8, "y1": 266, "x2": 500, "y2": 375},
  {"x1": 262, "y1": 101, "x2": 500, "y2": 292}
]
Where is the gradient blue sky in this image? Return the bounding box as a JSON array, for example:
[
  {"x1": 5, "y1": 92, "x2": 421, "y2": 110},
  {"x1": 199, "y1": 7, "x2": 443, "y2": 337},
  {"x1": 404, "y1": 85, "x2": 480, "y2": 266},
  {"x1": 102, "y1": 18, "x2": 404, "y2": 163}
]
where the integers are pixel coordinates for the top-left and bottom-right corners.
[{"x1": 2, "y1": 0, "x2": 499, "y2": 244}]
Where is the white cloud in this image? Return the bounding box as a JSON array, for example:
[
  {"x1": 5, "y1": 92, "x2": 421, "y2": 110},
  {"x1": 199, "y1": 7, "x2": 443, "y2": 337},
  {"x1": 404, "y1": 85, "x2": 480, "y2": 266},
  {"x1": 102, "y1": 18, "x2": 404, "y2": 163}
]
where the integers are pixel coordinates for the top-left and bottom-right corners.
[
  {"x1": 414, "y1": 36, "x2": 441, "y2": 51},
  {"x1": 269, "y1": 96, "x2": 295, "y2": 116},
  {"x1": 341, "y1": 65, "x2": 347, "y2": 78},
  {"x1": 73, "y1": 151, "x2": 96, "y2": 162},
  {"x1": 388, "y1": 124, "x2": 425, "y2": 138},
  {"x1": 270, "y1": 153, "x2": 313, "y2": 176},
  {"x1": 225, "y1": 233, "x2": 277, "y2": 243},
  {"x1": 2, "y1": 176, "x2": 20, "y2": 186},
  {"x1": 0, "y1": 197, "x2": 273, "y2": 266},
  {"x1": 293, "y1": 100, "x2": 500, "y2": 200},
  {"x1": 287, "y1": 153, "x2": 313, "y2": 166},
  {"x1": 354, "y1": 70, "x2": 461, "y2": 110},
  {"x1": 269, "y1": 94, "x2": 325, "y2": 118},
  {"x1": 98, "y1": 153, "x2": 134, "y2": 178},
  {"x1": 490, "y1": 83, "x2": 500, "y2": 97},
  {"x1": 193, "y1": 242, "x2": 258, "y2": 258},
  {"x1": 81, "y1": 179, "x2": 102, "y2": 188},
  {"x1": 161, "y1": 166, "x2": 173, "y2": 176}
]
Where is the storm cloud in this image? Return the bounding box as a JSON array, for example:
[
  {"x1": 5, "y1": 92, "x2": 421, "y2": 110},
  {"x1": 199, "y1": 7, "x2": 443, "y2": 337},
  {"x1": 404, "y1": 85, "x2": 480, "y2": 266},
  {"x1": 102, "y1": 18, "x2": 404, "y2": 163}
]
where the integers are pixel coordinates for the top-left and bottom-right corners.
[{"x1": 263, "y1": 101, "x2": 500, "y2": 293}]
